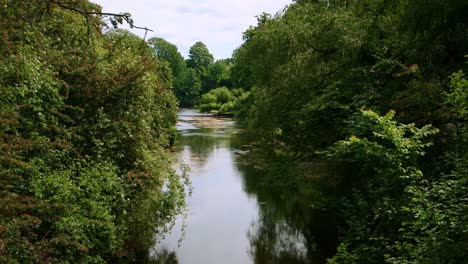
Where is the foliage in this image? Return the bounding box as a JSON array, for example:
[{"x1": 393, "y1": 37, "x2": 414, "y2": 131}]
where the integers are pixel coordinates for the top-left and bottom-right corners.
[
  {"x1": 325, "y1": 110, "x2": 439, "y2": 263},
  {"x1": 324, "y1": 69, "x2": 468, "y2": 263},
  {"x1": 232, "y1": 0, "x2": 467, "y2": 150},
  {"x1": 0, "y1": 1, "x2": 187, "y2": 262},
  {"x1": 203, "y1": 59, "x2": 233, "y2": 93},
  {"x1": 197, "y1": 87, "x2": 249, "y2": 115},
  {"x1": 175, "y1": 68, "x2": 202, "y2": 107},
  {"x1": 233, "y1": 2, "x2": 369, "y2": 152},
  {"x1": 446, "y1": 69, "x2": 468, "y2": 119},
  {"x1": 150, "y1": 39, "x2": 225, "y2": 107},
  {"x1": 148, "y1": 37, "x2": 187, "y2": 78},
  {"x1": 30, "y1": 163, "x2": 126, "y2": 262},
  {"x1": 230, "y1": 0, "x2": 468, "y2": 262},
  {"x1": 186, "y1": 41, "x2": 214, "y2": 77},
  {"x1": 198, "y1": 87, "x2": 236, "y2": 114}
]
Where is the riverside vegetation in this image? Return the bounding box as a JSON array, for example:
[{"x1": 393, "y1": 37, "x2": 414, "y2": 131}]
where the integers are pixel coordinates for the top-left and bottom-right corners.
[
  {"x1": 1, "y1": 0, "x2": 467, "y2": 263},
  {"x1": 239, "y1": 1, "x2": 467, "y2": 263},
  {"x1": 0, "y1": 1, "x2": 188, "y2": 262},
  {"x1": 159, "y1": 0, "x2": 467, "y2": 263}
]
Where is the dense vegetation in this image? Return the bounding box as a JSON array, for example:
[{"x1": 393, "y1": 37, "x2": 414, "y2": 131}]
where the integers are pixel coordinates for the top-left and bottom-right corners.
[
  {"x1": 150, "y1": 39, "x2": 234, "y2": 108},
  {"x1": 198, "y1": 87, "x2": 249, "y2": 115},
  {"x1": 227, "y1": 0, "x2": 468, "y2": 263},
  {"x1": 0, "y1": 1, "x2": 187, "y2": 262},
  {"x1": 2, "y1": 0, "x2": 467, "y2": 262}
]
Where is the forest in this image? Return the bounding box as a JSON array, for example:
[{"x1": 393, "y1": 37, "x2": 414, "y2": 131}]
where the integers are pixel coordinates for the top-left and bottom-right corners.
[{"x1": 1, "y1": 0, "x2": 467, "y2": 263}]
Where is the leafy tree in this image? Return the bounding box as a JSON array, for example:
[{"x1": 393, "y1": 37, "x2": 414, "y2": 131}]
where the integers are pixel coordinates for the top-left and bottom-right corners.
[
  {"x1": 234, "y1": 2, "x2": 368, "y2": 153},
  {"x1": 325, "y1": 73, "x2": 468, "y2": 262},
  {"x1": 186, "y1": 41, "x2": 214, "y2": 77},
  {"x1": 203, "y1": 59, "x2": 232, "y2": 93},
  {"x1": 0, "y1": 1, "x2": 187, "y2": 262},
  {"x1": 148, "y1": 37, "x2": 187, "y2": 78},
  {"x1": 175, "y1": 68, "x2": 202, "y2": 106},
  {"x1": 231, "y1": 47, "x2": 255, "y2": 89},
  {"x1": 229, "y1": 0, "x2": 468, "y2": 263},
  {"x1": 326, "y1": 110, "x2": 438, "y2": 263}
]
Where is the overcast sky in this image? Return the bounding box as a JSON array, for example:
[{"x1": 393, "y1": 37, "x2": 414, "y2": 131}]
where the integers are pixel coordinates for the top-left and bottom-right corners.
[{"x1": 92, "y1": 0, "x2": 292, "y2": 60}]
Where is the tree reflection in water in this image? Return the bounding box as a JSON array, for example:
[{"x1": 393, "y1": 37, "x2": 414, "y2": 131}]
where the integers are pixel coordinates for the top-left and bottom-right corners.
[
  {"x1": 151, "y1": 110, "x2": 341, "y2": 263},
  {"x1": 237, "y1": 147, "x2": 340, "y2": 264}
]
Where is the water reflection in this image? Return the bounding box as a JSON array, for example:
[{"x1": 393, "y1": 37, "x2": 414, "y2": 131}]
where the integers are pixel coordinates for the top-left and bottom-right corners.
[
  {"x1": 238, "y1": 155, "x2": 339, "y2": 264},
  {"x1": 151, "y1": 109, "x2": 338, "y2": 264}
]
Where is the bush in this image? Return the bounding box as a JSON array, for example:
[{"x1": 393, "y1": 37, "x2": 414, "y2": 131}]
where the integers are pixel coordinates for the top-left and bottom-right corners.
[{"x1": 198, "y1": 87, "x2": 244, "y2": 115}]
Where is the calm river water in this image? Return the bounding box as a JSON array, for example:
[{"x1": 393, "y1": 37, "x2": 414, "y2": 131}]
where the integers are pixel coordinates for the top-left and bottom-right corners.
[{"x1": 151, "y1": 109, "x2": 339, "y2": 264}]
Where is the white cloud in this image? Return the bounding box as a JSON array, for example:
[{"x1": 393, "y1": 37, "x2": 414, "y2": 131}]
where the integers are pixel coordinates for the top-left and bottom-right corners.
[{"x1": 92, "y1": 0, "x2": 292, "y2": 59}]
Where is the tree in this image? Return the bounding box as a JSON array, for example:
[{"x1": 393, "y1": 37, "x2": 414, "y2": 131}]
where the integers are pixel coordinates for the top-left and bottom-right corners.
[
  {"x1": 229, "y1": 0, "x2": 468, "y2": 262},
  {"x1": 231, "y1": 47, "x2": 255, "y2": 89},
  {"x1": 233, "y1": 2, "x2": 367, "y2": 152},
  {"x1": 326, "y1": 110, "x2": 438, "y2": 264},
  {"x1": 186, "y1": 41, "x2": 214, "y2": 76},
  {"x1": 0, "y1": 1, "x2": 187, "y2": 262},
  {"x1": 148, "y1": 37, "x2": 187, "y2": 78},
  {"x1": 202, "y1": 59, "x2": 232, "y2": 93},
  {"x1": 174, "y1": 68, "x2": 202, "y2": 106}
]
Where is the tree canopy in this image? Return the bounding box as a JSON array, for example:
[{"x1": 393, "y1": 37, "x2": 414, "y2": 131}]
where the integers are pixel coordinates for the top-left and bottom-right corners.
[
  {"x1": 225, "y1": 0, "x2": 468, "y2": 262},
  {"x1": 187, "y1": 41, "x2": 215, "y2": 76},
  {"x1": 0, "y1": 1, "x2": 187, "y2": 262},
  {"x1": 148, "y1": 37, "x2": 187, "y2": 78}
]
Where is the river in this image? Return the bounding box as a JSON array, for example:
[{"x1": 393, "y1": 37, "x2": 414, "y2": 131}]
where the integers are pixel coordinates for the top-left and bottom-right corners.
[{"x1": 151, "y1": 109, "x2": 339, "y2": 264}]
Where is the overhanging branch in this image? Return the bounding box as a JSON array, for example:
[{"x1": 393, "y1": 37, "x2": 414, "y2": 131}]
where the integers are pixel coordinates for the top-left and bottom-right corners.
[{"x1": 44, "y1": 0, "x2": 153, "y2": 39}]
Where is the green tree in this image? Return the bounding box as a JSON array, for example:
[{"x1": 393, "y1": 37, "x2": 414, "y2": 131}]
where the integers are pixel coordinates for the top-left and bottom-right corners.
[
  {"x1": 234, "y1": 3, "x2": 368, "y2": 153},
  {"x1": 446, "y1": 69, "x2": 468, "y2": 118},
  {"x1": 186, "y1": 41, "x2": 214, "y2": 77},
  {"x1": 148, "y1": 37, "x2": 187, "y2": 78},
  {"x1": 229, "y1": 0, "x2": 468, "y2": 262},
  {"x1": 175, "y1": 68, "x2": 202, "y2": 106},
  {"x1": 326, "y1": 110, "x2": 438, "y2": 263},
  {"x1": 203, "y1": 59, "x2": 232, "y2": 93},
  {"x1": 0, "y1": 1, "x2": 187, "y2": 262},
  {"x1": 231, "y1": 47, "x2": 255, "y2": 89}
]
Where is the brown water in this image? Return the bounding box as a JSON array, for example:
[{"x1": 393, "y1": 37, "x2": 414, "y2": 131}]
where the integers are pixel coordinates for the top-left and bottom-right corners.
[{"x1": 151, "y1": 109, "x2": 339, "y2": 264}]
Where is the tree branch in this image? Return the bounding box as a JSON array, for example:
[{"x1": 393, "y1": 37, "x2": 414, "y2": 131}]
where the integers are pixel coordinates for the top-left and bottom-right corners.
[{"x1": 44, "y1": 0, "x2": 153, "y2": 37}]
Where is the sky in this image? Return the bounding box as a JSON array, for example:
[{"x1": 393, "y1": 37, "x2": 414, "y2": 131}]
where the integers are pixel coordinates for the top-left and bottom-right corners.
[{"x1": 92, "y1": 0, "x2": 292, "y2": 60}]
